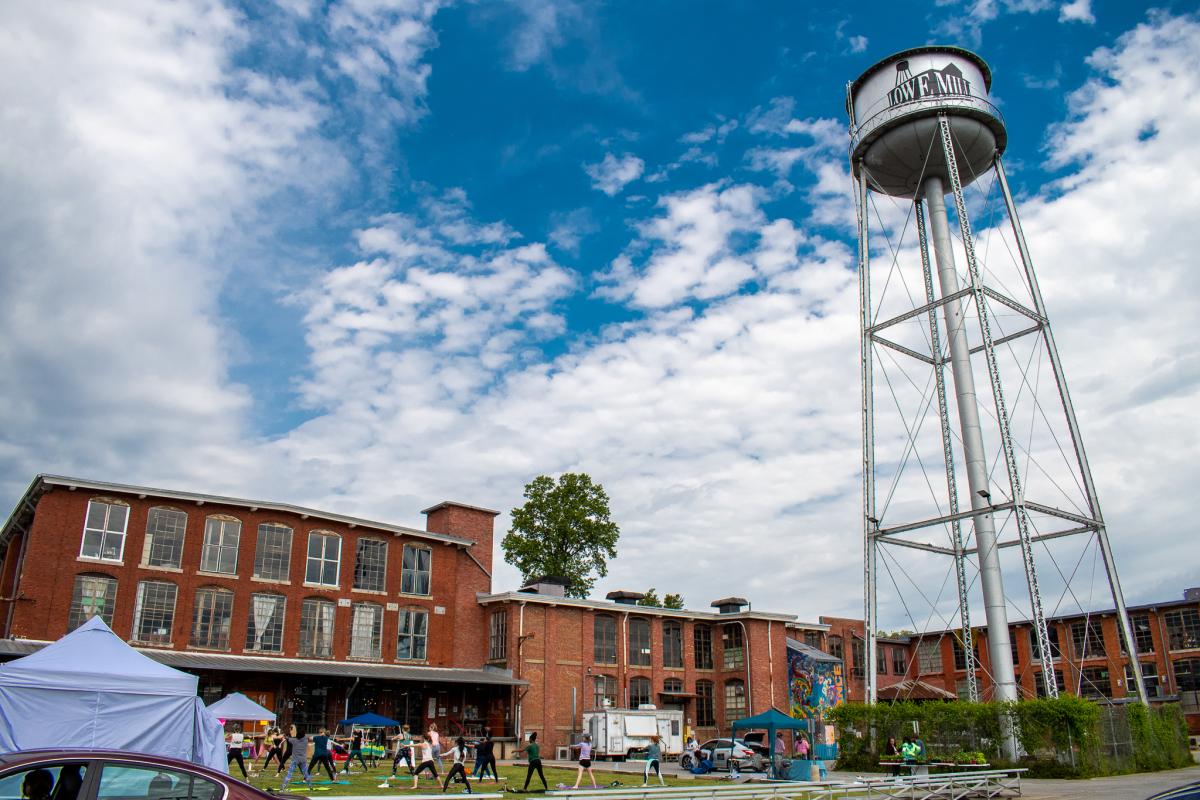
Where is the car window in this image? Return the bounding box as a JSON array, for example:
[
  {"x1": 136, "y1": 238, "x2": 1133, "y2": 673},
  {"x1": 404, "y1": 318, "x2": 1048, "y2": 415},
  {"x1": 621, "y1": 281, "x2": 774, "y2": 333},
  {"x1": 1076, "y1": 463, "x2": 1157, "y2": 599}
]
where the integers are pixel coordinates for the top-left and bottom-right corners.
[
  {"x1": 0, "y1": 763, "x2": 89, "y2": 800},
  {"x1": 96, "y1": 765, "x2": 220, "y2": 800}
]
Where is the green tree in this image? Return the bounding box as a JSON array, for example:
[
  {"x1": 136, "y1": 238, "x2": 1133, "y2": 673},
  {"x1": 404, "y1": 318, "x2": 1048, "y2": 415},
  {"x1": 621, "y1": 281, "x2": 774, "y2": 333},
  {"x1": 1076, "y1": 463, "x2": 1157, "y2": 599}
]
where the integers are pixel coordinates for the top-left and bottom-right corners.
[
  {"x1": 501, "y1": 473, "x2": 620, "y2": 598},
  {"x1": 638, "y1": 588, "x2": 685, "y2": 609}
]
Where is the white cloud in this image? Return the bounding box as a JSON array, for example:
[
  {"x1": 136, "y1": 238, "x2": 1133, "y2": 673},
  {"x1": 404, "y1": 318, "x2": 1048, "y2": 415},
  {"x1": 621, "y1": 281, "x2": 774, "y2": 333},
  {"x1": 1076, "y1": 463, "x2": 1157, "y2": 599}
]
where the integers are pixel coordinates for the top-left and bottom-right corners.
[
  {"x1": 584, "y1": 153, "x2": 645, "y2": 196},
  {"x1": 847, "y1": 34, "x2": 869, "y2": 53},
  {"x1": 1059, "y1": 0, "x2": 1094, "y2": 23}
]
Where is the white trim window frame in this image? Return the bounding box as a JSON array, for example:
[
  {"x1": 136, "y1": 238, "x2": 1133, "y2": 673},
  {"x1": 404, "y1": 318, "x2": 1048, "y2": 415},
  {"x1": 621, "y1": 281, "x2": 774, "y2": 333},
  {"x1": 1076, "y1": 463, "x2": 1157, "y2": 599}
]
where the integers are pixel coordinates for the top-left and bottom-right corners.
[
  {"x1": 306, "y1": 531, "x2": 341, "y2": 587},
  {"x1": 201, "y1": 517, "x2": 241, "y2": 575},
  {"x1": 142, "y1": 507, "x2": 187, "y2": 569},
  {"x1": 401, "y1": 545, "x2": 431, "y2": 595},
  {"x1": 81, "y1": 499, "x2": 129, "y2": 562}
]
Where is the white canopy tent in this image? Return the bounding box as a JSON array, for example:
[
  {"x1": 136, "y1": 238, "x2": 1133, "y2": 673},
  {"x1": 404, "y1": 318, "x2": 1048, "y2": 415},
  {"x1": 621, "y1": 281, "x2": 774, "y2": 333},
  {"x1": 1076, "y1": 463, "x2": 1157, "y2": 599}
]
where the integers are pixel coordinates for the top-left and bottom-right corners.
[{"x1": 0, "y1": 617, "x2": 226, "y2": 770}]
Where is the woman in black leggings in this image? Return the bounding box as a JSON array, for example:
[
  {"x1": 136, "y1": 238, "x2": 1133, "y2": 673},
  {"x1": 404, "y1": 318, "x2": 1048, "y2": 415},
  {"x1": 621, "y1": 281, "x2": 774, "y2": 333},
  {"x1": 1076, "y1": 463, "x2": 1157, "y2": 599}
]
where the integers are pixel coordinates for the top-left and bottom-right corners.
[
  {"x1": 308, "y1": 728, "x2": 338, "y2": 782},
  {"x1": 441, "y1": 737, "x2": 472, "y2": 794},
  {"x1": 520, "y1": 732, "x2": 546, "y2": 791},
  {"x1": 261, "y1": 728, "x2": 285, "y2": 773}
]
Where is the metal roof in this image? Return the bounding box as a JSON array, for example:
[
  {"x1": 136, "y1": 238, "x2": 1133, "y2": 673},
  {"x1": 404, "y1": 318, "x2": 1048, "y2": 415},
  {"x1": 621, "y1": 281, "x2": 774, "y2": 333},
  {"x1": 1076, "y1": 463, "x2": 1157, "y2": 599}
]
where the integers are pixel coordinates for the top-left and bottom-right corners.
[
  {"x1": 477, "y1": 591, "x2": 799, "y2": 624},
  {"x1": 2, "y1": 475, "x2": 475, "y2": 549},
  {"x1": 0, "y1": 639, "x2": 525, "y2": 686},
  {"x1": 785, "y1": 638, "x2": 841, "y2": 663}
]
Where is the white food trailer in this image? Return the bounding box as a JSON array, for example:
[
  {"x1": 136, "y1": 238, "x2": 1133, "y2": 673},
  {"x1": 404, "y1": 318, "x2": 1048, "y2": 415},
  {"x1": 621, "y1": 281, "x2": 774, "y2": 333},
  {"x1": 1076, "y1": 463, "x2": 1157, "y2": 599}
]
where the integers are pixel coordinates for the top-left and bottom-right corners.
[{"x1": 582, "y1": 706, "x2": 684, "y2": 760}]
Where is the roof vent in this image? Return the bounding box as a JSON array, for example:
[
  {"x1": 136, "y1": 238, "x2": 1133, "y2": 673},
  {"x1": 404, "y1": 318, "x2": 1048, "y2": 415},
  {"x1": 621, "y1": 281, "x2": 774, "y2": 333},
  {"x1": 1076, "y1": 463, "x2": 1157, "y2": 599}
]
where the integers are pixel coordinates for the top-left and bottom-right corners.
[
  {"x1": 518, "y1": 576, "x2": 569, "y2": 597},
  {"x1": 711, "y1": 597, "x2": 749, "y2": 614},
  {"x1": 605, "y1": 590, "x2": 645, "y2": 606},
  {"x1": 1184, "y1": 587, "x2": 1200, "y2": 602}
]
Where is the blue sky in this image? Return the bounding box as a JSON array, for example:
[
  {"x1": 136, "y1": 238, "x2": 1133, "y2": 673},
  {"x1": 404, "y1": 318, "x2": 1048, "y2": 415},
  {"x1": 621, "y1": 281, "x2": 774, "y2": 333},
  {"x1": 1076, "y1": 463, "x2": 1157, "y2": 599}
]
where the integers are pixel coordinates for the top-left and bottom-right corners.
[{"x1": 1, "y1": 0, "x2": 1197, "y2": 627}]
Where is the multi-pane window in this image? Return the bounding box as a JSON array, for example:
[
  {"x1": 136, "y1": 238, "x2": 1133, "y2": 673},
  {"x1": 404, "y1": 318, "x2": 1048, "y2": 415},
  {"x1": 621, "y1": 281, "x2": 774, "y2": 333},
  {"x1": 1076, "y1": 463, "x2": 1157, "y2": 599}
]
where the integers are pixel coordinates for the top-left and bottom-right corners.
[
  {"x1": 1126, "y1": 662, "x2": 1162, "y2": 697},
  {"x1": 696, "y1": 680, "x2": 715, "y2": 726},
  {"x1": 1126, "y1": 614, "x2": 1155, "y2": 654},
  {"x1": 349, "y1": 602, "x2": 382, "y2": 660},
  {"x1": 952, "y1": 636, "x2": 978, "y2": 671},
  {"x1": 594, "y1": 675, "x2": 617, "y2": 709},
  {"x1": 132, "y1": 580, "x2": 177, "y2": 644},
  {"x1": 1079, "y1": 666, "x2": 1113, "y2": 698},
  {"x1": 917, "y1": 640, "x2": 941, "y2": 674},
  {"x1": 68, "y1": 573, "x2": 117, "y2": 631},
  {"x1": 1165, "y1": 608, "x2": 1200, "y2": 651},
  {"x1": 851, "y1": 639, "x2": 865, "y2": 678},
  {"x1": 396, "y1": 609, "x2": 429, "y2": 661},
  {"x1": 305, "y1": 532, "x2": 341, "y2": 586},
  {"x1": 722, "y1": 624, "x2": 745, "y2": 670},
  {"x1": 299, "y1": 598, "x2": 335, "y2": 658},
  {"x1": 876, "y1": 645, "x2": 887, "y2": 675},
  {"x1": 663, "y1": 620, "x2": 683, "y2": 668},
  {"x1": 724, "y1": 679, "x2": 747, "y2": 716},
  {"x1": 694, "y1": 624, "x2": 714, "y2": 669},
  {"x1": 629, "y1": 618, "x2": 651, "y2": 666},
  {"x1": 828, "y1": 635, "x2": 844, "y2": 660},
  {"x1": 892, "y1": 648, "x2": 907, "y2": 675},
  {"x1": 1033, "y1": 624, "x2": 1063, "y2": 662},
  {"x1": 629, "y1": 676, "x2": 651, "y2": 708},
  {"x1": 1035, "y1": 668, "x2": 1066, "y2": 697},
  {"x1": 253, "y1": 523, "x2": 293, "y2": 581},
  {"x1": 401, "y1": 545, "x2": 431, "y2": 595},
  {"x1": 1010, "y1": 627, "x2": 1022, "y2": 666},
  {"x1": 81, "y1": 500, "x2": 129, "y2": 561},
  {"x1": 190, "y1": 587, "x2": 234, "y2": 649},
  {"x1": 804, "y1": 631, "x2": 823, "y2": 650},
  {"x1": 1071, "y1": 621, "x2": 1106, "y2": 659},
  {"x1": 143, "y1": 507, "x2": 187, "y2": 569},
  {"x1": 245, "y1": 594, "x2": 286, "y2": 653},
  {"x1": 955, "y1": 678, "x2": 972, "y2": 700},
  {"x1": 664, "y1": 678, "x2": 683, "y2": 693},
  {"x1": 1175, "y1": 658, "x2": 1200, "y2": 692},
  {"x1": 353, "y1": 539, "x2": 388, "y2": 592},
  {"x1": 594, "y1": 615, "x2": 617, "y2": 664},
  {"x1": 488, "y1": 611, "x2": 507, "y2": 661},
  {"x1": 201, "y1": 517, "x2": 241, "y2": 574}
]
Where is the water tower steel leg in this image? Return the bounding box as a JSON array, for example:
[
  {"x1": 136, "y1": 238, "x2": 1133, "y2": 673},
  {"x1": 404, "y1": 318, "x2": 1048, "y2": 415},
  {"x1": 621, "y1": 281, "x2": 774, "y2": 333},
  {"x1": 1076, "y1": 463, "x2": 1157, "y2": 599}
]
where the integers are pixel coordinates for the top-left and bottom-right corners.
[
  {"x1": 993, "y1": 159, "x2": 1148, "y2": 705},
  {"x1": 915, "y1": 197, "x2": 979, "y2": 703},
  {"x1": 856, "y1": 164, "x2": 878, "y2": 706}
]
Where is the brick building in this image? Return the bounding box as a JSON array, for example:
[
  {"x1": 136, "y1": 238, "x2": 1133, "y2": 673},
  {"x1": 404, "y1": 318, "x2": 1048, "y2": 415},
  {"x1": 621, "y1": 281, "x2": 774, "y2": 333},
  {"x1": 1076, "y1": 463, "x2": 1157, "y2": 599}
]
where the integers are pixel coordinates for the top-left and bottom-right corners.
[
  {"x1": 0, "y1": 475, "x2": 523, "y2": 736},
  {"x1": 0, "y1": 474, "x2": 835, "y2": 753},
  {"x1": 477, "y1": 582, "x2": 828, "y2": 751},
  {"x1": 817, "y1": 616, "x2": 913, "y2": 703}
]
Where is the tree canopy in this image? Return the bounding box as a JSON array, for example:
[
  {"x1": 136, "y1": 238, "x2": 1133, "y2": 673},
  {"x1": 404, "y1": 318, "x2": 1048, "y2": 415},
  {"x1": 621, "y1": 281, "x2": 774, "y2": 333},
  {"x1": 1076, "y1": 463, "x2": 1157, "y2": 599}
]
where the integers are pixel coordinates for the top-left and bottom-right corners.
[
  {"x1": 501, "y1": 473, "x2": 620, "y2": 598},
  {"x1": 637, "y1": 588, "x2": 684, "y2": 609}
]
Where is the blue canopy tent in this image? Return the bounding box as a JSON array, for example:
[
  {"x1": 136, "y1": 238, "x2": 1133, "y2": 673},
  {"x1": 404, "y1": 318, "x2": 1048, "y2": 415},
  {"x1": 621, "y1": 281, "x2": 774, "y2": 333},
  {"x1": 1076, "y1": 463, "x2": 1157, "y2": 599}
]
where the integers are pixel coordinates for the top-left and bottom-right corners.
[
  {"x1": 338, "y1": 712, "x2": 400, "y2": 727},
  {"x1": 0, "y1": 617, "x2": 226, "y2": 770},
  {"x1": 729, "y1": 707, "x2": 810, "y2": 779}
]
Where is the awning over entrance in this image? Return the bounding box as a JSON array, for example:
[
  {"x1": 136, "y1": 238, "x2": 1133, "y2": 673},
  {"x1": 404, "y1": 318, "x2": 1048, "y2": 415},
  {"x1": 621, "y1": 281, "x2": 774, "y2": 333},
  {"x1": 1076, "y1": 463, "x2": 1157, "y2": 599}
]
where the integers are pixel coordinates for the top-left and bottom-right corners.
[
  {"x1": 0, "y1": 639, "x2": 525, "y2": 686},
  {"x1": 658, "y1": 690, "x2": 695, "y2": 699}
]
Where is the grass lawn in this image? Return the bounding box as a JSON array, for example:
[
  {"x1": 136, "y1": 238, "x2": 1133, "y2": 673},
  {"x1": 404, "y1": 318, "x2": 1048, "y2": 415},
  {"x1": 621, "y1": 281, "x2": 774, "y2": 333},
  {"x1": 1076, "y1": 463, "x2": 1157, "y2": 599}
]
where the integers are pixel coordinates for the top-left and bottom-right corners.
[{"x1": 241, "y1": 762, "x2": 708, "y2": 796}]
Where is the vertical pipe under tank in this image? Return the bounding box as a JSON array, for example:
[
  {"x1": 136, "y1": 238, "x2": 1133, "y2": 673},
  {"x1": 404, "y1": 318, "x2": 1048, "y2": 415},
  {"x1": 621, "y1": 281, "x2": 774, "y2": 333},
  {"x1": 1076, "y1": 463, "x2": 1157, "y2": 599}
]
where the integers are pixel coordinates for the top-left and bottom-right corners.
[{"x1": 922, "y1": 176, "x2": 1020, "y2": 717}]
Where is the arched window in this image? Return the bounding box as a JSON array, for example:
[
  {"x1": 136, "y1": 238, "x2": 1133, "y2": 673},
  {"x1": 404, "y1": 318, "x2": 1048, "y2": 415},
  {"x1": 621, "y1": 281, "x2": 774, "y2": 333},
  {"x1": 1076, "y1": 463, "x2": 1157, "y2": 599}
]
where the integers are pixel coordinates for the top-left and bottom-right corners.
[
  {"x1": 695, "y1": 680, "x2": 715, "y2": 726},
  {"x1": 401, "y1": 544, "x2": 431, "y2": 595},
  {"x1": 132, "y1": 580, "x2": 178, "y2": 644},
  {"x1": 142, "y1": 507, "x2": 187, "y2": 569},
  {"x1": 663, "y1": 677, "x2": 683, "y2": 694},
  {"x1": 724, "y1": 679, "x2": 747, "y2": 717},
  {"x1": 694, "y1": 624, "x2": 713, "y2": 669},
  {"x1": 299, "y1": 598, "x2": 336, "y2": 658},
  {"x1": 201, "y1": 515, "x2": 241, "y2": 574},
  {"x1": 663, "y1": 620, "x2": 683, "y2": 668},
  {"x1": 68, "y1": 573, "x2": 117, "y2": 631},
  {"x1": 629, "y1": 676, "x2": 651, "y2": 708},
  {"x1": 253, "y1": 522, "x2": 293, "y2": 581},
  {"x1": 594, "y1": 615, "x2": 617, "y2": 664},
  {"x1": 81, "y1": 498, "x2": 129, "y2": 562},
  {"x1": 593, "y1": 674, "x2": 617, "y2": 709},
  {"x1": 353, "y1": 538, "x2": 388, "y2": 592},
  {"x1": 190, "y1": 586, "x2": 234, "y2": 649},
  {"x1": 306, "y1": 530, "x2": 341, "y2": 587},
  {"x1": 245, "y1": 593, "x2": 286, "y2": 652},
  {"x1": 629, "y1": 617, "x2": 651, "y2": 666}
]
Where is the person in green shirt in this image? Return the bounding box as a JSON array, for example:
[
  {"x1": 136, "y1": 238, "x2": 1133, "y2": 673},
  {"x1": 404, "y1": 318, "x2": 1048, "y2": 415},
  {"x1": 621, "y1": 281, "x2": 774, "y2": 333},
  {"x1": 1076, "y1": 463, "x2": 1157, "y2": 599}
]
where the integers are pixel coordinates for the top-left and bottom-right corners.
[
  {"x1": 900, "y1": 736, "x2": 920, "y2": 763},
  {"x1": 519, "y1": 731, "x2": 547, "y2": 791}
]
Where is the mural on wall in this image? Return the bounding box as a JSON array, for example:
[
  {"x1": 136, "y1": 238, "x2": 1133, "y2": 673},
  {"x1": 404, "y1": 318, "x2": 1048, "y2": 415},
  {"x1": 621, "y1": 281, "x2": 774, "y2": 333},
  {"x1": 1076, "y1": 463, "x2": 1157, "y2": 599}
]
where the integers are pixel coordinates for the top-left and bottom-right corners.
[{"x1": 788, "y1": 645, "x2": 845, "y2": 721}]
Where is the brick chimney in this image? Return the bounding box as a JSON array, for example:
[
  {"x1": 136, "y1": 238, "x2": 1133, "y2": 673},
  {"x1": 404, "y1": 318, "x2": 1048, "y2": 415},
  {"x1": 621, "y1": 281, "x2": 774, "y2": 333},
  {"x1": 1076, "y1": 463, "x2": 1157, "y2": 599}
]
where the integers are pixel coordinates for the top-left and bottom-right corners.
[{"x1": 421, "y1": 501, "x2": 499, "y2": 576}]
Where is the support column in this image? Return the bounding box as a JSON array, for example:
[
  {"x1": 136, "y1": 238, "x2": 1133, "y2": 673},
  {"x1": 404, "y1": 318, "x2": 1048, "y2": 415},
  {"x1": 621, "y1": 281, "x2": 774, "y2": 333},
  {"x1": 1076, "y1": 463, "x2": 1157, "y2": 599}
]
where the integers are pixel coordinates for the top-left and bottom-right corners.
[{"x1": 922, "y1": 175, "x2": 1019, "y2": 712}]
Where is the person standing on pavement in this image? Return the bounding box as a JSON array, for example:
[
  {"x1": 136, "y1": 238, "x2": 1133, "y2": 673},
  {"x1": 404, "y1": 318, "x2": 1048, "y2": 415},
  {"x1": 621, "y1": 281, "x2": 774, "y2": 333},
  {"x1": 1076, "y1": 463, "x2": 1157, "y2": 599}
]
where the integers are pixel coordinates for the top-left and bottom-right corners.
[{"x1": 641, "y1": 734, "x2": 665, "y2": 787}]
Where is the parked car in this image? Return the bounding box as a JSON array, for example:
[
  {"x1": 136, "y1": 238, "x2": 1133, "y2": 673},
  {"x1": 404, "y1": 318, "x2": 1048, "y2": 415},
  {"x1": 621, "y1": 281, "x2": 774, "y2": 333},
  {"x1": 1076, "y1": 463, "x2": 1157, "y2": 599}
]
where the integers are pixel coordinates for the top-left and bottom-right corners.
[
  {"x1": 1147, "y1": 781, "x2": 1200, "y2": 800},
  {"x1": 0, "y1": 749, "x2": 274, "y2": 800},
  {"x1": 694, "y1": 739, "x2": 766, "y2": 772},
  {"x1": 738, "y1": 732, "x2": 772, "y2": 758}
]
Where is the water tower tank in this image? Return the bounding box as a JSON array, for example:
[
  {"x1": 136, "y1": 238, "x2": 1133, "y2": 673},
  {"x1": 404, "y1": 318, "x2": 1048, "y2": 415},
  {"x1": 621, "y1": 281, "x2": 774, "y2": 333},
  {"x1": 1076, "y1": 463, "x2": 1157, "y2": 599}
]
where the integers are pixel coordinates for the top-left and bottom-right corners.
[{"x1": 847, "y1": 46, "x2": 1006, "y2": 198}]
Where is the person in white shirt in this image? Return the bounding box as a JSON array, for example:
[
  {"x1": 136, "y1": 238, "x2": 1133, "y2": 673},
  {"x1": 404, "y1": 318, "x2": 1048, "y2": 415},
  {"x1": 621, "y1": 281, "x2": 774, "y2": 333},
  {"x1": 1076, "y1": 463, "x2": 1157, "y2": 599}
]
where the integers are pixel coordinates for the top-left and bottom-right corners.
[
  {"x1": 226, "y1": 725, "x2": 248, "y2": 779},
  {"x1": 571, "y1": 733, "x2": 598, "y2": 789},
  {"x1": 410, "y1": 737, "x2": 439, "y2": 789},
  {"x1": 440, "y1": 737, "x2": 472, "y2": 794}
]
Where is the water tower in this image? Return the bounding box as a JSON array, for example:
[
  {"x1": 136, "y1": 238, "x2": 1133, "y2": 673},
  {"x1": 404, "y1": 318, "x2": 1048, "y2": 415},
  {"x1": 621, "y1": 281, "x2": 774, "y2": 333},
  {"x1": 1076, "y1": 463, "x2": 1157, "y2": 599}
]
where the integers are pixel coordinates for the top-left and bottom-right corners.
[{"x1": 846, "y1": 47, "x2": 1146, "y2": 739}]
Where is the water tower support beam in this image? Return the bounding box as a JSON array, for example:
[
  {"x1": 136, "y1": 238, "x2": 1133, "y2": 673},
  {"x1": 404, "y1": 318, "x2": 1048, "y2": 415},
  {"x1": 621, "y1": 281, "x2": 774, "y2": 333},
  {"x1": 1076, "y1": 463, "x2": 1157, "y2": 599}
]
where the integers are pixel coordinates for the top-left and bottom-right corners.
[
  {"x1": 993, "y1": 158, "x2": 1148, "y2": 705},
  {"x1": 856, "y1": 163, "x2": 879, "y2": 706}
]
